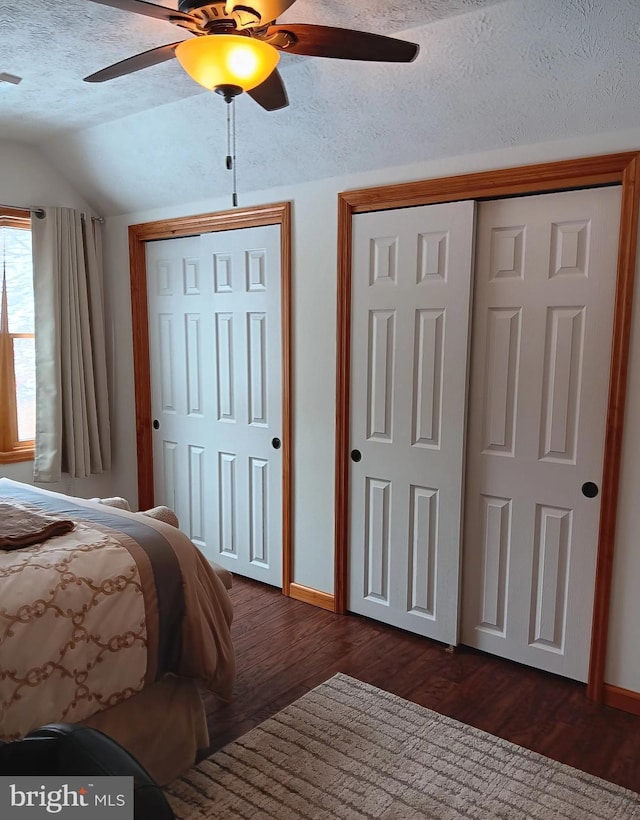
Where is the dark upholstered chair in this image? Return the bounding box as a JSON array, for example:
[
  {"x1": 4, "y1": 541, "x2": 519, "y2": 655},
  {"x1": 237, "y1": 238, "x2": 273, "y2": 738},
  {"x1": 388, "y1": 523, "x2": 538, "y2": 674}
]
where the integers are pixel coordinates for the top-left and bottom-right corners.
[{"x1": 0, "y1": 724, "x2": 175, "y2": 819}]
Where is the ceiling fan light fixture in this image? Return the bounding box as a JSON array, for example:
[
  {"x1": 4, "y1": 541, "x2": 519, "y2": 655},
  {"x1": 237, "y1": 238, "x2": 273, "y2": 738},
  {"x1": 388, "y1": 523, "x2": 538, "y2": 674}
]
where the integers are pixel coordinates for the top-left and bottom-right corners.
[{"x1": 175, "y1": 35, "x2": 280, "y2": 94}]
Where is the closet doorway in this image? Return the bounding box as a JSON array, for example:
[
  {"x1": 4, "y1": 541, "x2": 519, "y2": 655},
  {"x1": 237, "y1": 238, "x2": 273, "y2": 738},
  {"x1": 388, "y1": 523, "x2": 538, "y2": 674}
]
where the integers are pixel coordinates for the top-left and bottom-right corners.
[
  {"x1": 348, "y1": 200, "x2": 476, "y2": 645},
  {"x1": 334, "y1": 152, "x2": 640, "y2": 701},
  {"x1": 129, "y1": 202, "x2": 293, "y2": 592},
  {"x1": 145, "y1": 223, "x2": 283, "y2": 586},
  {"x1": 461, "y1": 186, "x2": 621, "y2": 682}
]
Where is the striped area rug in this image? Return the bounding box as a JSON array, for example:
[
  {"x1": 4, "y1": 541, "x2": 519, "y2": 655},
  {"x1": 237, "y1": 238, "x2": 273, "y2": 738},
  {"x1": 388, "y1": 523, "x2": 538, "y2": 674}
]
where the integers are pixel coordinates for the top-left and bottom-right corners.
[{"x1": 165, "y1": 673, "x2": 640, "y2": 819}]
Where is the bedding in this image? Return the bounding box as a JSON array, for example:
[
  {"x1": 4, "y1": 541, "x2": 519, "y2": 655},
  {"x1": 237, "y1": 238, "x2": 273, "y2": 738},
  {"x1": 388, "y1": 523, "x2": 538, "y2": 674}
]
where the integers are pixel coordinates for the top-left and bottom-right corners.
[{"x1": 0, "y1": 478, "x2": 235, "y2": 743}]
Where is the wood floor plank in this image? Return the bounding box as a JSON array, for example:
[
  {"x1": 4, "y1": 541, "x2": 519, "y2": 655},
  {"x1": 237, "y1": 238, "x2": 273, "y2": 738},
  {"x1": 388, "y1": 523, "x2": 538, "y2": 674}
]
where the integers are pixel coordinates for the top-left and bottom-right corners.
[{"x1": 204, "y1": 577, "x2": 640, "y2": 793}]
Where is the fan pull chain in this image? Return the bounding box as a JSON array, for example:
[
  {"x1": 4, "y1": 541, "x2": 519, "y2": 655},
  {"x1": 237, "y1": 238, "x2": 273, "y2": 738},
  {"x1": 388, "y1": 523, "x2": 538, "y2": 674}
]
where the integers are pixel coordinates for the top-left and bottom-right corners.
[{"x1": 225, "y1": 98, "x2": 238, "y2": 208}]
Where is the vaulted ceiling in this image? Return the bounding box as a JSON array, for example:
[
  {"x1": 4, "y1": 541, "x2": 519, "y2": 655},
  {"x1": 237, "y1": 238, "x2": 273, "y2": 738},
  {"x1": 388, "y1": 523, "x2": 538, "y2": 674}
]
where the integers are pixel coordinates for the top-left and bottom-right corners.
[{"x1": 2, "y1": 0, "x2": 640, "y2": 215}]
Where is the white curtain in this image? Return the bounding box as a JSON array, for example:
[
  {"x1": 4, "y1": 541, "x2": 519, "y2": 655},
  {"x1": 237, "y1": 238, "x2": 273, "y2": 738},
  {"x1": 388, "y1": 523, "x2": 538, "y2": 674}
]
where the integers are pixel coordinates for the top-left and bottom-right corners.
[{"x1": 31, "y1": 208, "x2": 111, "y2": 482}]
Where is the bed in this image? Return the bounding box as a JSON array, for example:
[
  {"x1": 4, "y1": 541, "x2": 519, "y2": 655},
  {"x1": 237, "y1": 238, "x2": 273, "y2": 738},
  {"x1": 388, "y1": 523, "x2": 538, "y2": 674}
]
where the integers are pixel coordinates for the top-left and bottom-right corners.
[{"x1": 0, "y1": 477, "x2": 235, "y2": 784}]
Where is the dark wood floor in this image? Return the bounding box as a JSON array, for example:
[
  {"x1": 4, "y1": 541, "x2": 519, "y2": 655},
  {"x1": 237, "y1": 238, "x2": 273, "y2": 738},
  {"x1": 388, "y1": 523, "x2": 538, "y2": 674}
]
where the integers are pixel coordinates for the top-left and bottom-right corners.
[{"x1": 202, "y1": 576, "x2": 640, "y2": 793}]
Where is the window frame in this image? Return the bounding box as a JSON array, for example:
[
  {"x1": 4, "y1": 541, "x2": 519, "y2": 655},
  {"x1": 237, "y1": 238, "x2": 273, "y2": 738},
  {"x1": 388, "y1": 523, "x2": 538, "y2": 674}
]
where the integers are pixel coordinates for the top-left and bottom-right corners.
[{"x1": 0, "y1": 208, "x2": 35, "y2": 464}]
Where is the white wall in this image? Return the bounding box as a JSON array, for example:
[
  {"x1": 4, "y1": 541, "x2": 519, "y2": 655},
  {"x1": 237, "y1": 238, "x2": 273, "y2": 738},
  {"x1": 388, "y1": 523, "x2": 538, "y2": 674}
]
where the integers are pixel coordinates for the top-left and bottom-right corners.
[
  {"x1": 606, "y1": 232, "x2": 640, "y2": 693},
  {"x1": 7, "y1": 128, "x2": 640, "y2": 693},
  {"x1": 0, "y1": 141, "x2": 89, "y2": 212},
  {"x1": 104, "y1": 124, "x2": 640, "y2": 693},
  {"x1": 0, "y1": 141, "x2": 123, "y2": 499}
]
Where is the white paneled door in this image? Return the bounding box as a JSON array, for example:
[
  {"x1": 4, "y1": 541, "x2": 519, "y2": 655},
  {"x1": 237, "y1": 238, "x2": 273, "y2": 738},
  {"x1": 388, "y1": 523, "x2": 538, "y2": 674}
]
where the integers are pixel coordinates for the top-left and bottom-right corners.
[
  {"x1": 349, "y1": 201, "x2": 476, "y2": 644},
  {"x1": 461, "y1": 187, "x2": 622, "y2": 680},
  {"x1": 146, "y1": 225, "x2": 282, "y2": 586}
]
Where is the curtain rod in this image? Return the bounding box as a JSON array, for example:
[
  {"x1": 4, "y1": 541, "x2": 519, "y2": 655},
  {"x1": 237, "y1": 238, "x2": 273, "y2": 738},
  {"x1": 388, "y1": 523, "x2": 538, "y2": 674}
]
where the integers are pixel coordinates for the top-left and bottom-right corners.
[
  {"x1": 0, "y1": 204, "x2": 46, "y2": 219},
  {"x1": 0, "y1": 204, "x2": 105, "y2": 224}
]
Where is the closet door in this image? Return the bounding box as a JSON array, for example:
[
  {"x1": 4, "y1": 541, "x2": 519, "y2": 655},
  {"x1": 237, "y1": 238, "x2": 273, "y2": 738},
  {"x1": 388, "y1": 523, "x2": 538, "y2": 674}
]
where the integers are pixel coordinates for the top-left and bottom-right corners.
[
  {"x1": 146, "y1": 224, "x2": 283, "y2": 587},
  {"x1": 348, "y1": 201, "x2": 475, "y2": 644},
  {"x1": 461, "y1": 186, "x2": 621, "y2": 680}
]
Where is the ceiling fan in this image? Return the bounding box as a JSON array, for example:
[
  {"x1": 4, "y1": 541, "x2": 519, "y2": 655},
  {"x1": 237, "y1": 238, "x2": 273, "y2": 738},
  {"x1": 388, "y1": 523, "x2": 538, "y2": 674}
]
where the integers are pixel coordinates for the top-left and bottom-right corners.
[{"x1": 84, "y1": 0, "x2": 420, "y2": 111}]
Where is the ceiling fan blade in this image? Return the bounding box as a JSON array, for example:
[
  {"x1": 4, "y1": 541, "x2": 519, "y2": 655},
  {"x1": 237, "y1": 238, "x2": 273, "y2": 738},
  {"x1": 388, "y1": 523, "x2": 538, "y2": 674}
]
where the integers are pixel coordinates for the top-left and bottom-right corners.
[
  {"x1": 84, "y1": 42, "x2": 183, "y2": 82},
  {"x1": 266, "y1": 24, "x2": 419, "y2": 62},
  {"x1": 225, "y1": 0, "x2": 297, "y2": 26},
  {"x1": 247, "y1": 69, "x2": 289, "y2": 111},
  {"x1": 85, "y1": 0, "x2": 195, "y2": 24}
]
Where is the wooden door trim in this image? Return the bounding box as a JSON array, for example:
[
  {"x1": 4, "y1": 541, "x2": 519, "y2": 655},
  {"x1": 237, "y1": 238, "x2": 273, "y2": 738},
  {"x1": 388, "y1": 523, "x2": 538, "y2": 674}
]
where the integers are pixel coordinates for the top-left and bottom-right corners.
[
  {"x1": 334, "y1": 152, "x2": 640, "y2": 704},
  {"x1": 129, "y1": 201, "x2": 293, "y2": 595}
]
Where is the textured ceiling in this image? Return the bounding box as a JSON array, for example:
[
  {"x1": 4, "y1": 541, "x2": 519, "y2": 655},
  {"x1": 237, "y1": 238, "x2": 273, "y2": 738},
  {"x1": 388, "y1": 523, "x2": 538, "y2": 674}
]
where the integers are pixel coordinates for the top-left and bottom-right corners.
[
  {"x1": 2, "y1": 0, "x2": 640, "y2": 216},
  {"x1": 0, "y1": 0, "x2": 506, "y2": 141}
]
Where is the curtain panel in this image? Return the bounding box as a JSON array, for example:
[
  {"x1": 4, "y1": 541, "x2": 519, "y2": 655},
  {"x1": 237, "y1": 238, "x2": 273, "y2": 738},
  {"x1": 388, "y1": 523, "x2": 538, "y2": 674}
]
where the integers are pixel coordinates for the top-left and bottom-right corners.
[{"x1": 32, "y1": 208, "x2": 111, "y2": 482}]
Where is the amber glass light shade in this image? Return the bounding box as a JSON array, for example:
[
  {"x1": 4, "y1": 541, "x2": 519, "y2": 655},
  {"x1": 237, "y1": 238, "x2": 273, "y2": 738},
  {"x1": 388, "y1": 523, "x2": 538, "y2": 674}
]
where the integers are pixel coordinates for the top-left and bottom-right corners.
[{"x1": 175, "y1": 35, "x2": 280, "y2": 93}]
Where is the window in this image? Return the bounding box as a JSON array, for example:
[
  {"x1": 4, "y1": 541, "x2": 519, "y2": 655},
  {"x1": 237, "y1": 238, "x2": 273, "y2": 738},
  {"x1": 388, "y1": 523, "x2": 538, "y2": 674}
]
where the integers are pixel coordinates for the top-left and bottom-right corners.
[{"x1": 0, "y1": 209, "x2": 35, "y2": 463}]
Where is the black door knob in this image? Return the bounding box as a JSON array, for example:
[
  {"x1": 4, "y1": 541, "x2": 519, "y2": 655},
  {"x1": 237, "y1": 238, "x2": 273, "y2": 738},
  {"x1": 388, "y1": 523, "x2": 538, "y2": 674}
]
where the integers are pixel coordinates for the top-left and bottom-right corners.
[
  {"x1": 582, "y1": 481, "x2": 599, "y2": 498},
  {"x1": 153, "y1": 419, "x2": 160, "y2": 430},
  {"x1": 350, "y1": 449, "x2": 362, "y2": 463},
  {"x1": 272, "y1": 437, "x2": 281, "y2": 450}
]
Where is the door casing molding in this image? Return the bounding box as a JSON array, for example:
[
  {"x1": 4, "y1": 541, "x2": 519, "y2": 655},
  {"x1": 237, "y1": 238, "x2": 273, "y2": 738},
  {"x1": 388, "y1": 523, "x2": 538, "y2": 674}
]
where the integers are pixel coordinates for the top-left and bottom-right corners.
[
  {"x1": 334, "y1": 152, "x2": 640, "y2": 703},
  {"x1": 129, "y1": 202, "x2": 293, "y2": 594}
]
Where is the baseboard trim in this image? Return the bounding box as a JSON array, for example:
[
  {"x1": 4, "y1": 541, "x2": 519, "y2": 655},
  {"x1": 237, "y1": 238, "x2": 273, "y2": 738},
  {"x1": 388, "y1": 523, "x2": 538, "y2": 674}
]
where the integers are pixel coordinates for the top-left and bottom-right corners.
[
  {"x1": 289, "y1": 583, "x2": 335, "y2": 612},
  {"x1": 603, "y1": 683, "x2": 640, "y2": 716}
]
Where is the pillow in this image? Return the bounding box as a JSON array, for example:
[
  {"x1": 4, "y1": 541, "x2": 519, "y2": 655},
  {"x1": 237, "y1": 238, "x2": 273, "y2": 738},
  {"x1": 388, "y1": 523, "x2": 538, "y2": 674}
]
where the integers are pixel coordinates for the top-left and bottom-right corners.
[
  {"x1": 90, "y1": 496, "x2": 132, "y2": 511},
  {"x1": 140, "y1": 506, "x2": 179, "y2": 528}
]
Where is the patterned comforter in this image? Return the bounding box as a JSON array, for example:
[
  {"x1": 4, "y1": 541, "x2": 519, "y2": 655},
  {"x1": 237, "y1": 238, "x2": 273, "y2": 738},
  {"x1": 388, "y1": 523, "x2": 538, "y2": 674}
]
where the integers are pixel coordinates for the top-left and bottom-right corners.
[{"x1": 0, "y1": 478, "x2": 235, "y2": 740}]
